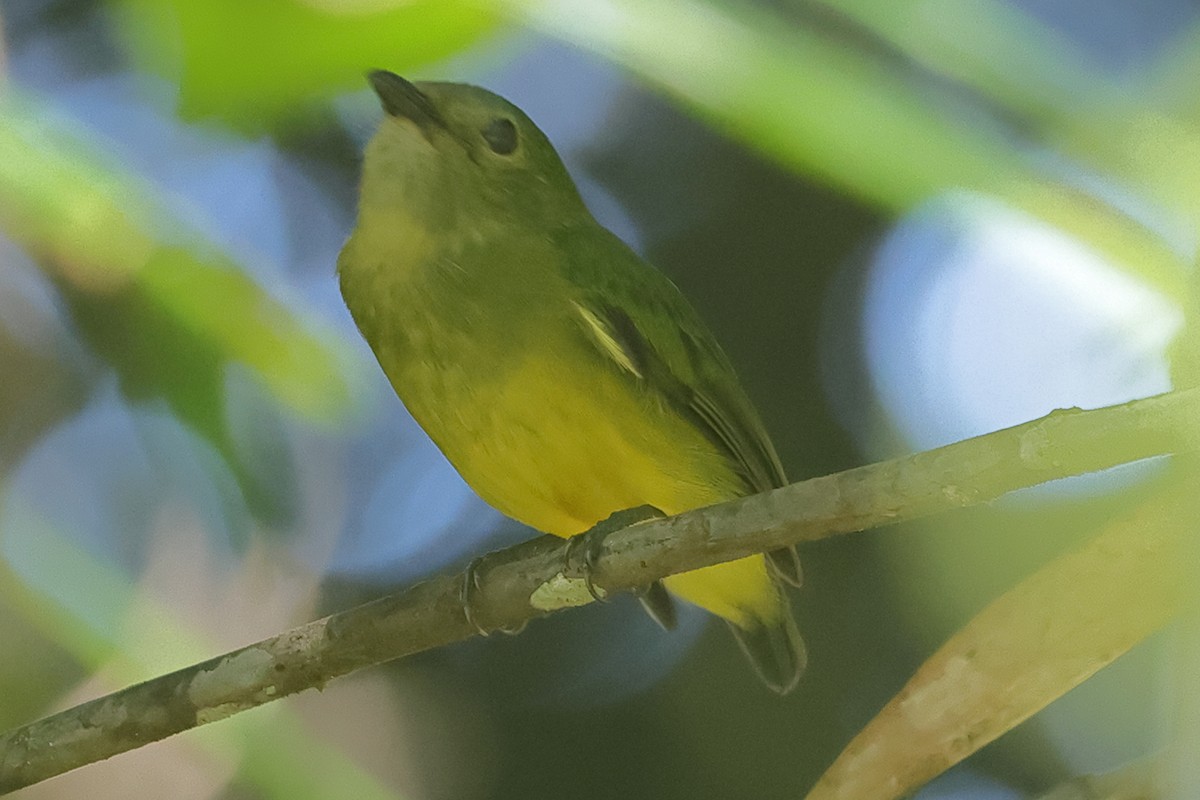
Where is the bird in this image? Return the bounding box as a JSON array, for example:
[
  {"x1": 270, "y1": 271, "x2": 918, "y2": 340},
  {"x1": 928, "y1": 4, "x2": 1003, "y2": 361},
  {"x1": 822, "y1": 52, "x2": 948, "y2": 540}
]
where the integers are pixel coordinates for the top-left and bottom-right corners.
[{"x1": 337, "y1": 70, "x2": 805, "y2": 693}]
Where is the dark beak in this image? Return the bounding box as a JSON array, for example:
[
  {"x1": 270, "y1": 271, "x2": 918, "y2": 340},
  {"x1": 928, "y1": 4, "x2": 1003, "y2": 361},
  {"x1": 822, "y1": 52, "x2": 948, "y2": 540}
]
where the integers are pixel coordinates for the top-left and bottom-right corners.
[{"x1": 367, "y1": 70, "x2": 445, "y2": 132}]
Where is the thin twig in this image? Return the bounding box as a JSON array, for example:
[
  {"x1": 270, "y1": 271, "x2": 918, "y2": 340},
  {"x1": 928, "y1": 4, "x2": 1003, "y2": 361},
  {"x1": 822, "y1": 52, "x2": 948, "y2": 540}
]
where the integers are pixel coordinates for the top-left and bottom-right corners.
[{"x1": 2, "y1": 387, "x2": 1198, "y2": 793}]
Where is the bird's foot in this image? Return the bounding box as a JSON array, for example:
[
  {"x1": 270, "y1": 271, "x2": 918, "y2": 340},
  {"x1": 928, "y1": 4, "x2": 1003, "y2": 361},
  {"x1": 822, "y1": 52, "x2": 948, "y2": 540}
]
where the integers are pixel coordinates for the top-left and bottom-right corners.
[
  {"x1": 460, "y1": 555, "x2": 526, "y2": 636},
  {"x1": 566, "y1": 504, "x2": 676, "y2": 628}
]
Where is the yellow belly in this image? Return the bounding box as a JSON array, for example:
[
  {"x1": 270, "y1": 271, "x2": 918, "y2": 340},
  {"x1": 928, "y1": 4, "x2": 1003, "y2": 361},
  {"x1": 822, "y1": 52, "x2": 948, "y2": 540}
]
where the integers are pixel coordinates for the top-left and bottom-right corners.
[
  {"x1": 402, "y1": 351, "x2": 780, "y2": 629},
  {"x1": 449, "y1": 355, "x2": 726, "y2": 530}
]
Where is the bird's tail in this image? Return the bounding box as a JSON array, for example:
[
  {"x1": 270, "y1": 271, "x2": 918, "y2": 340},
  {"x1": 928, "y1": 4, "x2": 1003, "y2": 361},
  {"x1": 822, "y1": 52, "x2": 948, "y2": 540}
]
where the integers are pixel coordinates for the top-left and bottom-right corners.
[
  {"x1": 726, "y1": 600, "x2": 806, "y2": 695},
  {"x1": 661, "y1": 555, "x2": 805, "y2": 693}
]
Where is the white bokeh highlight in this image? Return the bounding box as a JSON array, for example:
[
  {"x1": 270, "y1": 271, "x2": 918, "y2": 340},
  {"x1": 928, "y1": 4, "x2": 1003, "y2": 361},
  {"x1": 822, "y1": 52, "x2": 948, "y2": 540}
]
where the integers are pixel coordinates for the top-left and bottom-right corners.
[{"x1": 864, "y1": 192, "x2": 1182, "y2": 453}]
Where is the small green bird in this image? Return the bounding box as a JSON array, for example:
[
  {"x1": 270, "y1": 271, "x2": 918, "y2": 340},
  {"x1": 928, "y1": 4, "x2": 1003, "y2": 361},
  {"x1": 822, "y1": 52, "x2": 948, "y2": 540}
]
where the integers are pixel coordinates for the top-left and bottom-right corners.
[{"x1": 338, "y1": 71, "x2": 805, "y2": 693}]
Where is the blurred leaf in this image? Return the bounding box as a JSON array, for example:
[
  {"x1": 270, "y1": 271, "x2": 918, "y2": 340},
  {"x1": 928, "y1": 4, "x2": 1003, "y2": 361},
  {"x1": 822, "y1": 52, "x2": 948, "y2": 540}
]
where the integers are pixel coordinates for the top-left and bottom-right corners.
[
  {"x1": 492, "y1": 0, "x2": 1189, "y2": 301},
  {"x1": 1144, "y1": 19, "x2": 1200, "y2": 121},
  {"x1": 0, "y1": 86, "x2": 357, "y2": 526},
  {"x1": 0, "y1": 500, "x2": 406, "y2": 800},
  {"x1": 0, "y1": 582, "x2": 87, "y2": 731},
  {"x1": 112, "y1": 0, "x2": 503, "y2": 128},
  {"x1": 1, "y1": 506, "x2": 136, "y2": 667},
  {"x1": 805, "y1": 1, "x2": 1200, "y2": 293},
  {"x1": 812, "y1": 0, "x2": 1123, "y2": 129},
  {"x1": 506, "y1": 0, "x2": 1019, "y2": 209},
  {"x1": 0, "y1": 290, "x2": 88, "y2": 477},
  {"x1": 53, "y1": 247, "x2": 304, "y2": 528},
  {"x1": 1033, "y1": 757, "x2": 1159, "y2": 800},
  {"x1": 803, "y1": 481, "x2": 1185, "y2": 800}
]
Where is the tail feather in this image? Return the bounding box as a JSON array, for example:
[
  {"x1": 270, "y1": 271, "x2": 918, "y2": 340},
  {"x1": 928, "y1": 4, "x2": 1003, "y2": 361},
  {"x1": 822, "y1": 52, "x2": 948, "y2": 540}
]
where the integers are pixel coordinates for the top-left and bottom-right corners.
[
  {"x1": 727, "y1": 604, "x2": 807, "y2": 695},
  {"x1": 766, "y1": 545, "x2": 803, "y2": 588}
]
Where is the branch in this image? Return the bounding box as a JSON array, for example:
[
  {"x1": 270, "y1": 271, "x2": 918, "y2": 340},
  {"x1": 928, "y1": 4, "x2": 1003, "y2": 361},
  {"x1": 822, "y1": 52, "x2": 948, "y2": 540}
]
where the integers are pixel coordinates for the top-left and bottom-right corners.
[{"x1": 3, "y1": 387, "x2": 1199, "y2": 792}]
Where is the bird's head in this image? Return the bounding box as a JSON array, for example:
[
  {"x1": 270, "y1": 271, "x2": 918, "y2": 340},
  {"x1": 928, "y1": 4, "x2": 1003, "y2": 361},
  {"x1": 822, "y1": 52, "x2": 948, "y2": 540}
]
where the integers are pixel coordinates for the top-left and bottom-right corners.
[{"x1": 360, "y1": 71, "x2": 588, "y2": 236}]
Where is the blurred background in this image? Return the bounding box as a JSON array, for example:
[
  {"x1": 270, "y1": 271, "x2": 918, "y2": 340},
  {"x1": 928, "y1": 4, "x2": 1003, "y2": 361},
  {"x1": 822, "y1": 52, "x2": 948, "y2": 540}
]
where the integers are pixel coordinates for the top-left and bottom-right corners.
[{"x1": 0, "y1": 0, "x2": 1192, "y2": 798}]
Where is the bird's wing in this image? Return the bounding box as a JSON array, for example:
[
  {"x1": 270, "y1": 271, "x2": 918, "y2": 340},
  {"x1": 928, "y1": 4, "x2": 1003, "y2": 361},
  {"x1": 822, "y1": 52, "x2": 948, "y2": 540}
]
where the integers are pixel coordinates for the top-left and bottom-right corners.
[
  {"x1": 556, "y1": 225, "x2": 788, "y2": 496},
  {"x1": 557, "y1": 225, "x2": 802, "y2": 587},
  {"x1": 577, "y1": 294, "x2": 788, "y2": 496}
]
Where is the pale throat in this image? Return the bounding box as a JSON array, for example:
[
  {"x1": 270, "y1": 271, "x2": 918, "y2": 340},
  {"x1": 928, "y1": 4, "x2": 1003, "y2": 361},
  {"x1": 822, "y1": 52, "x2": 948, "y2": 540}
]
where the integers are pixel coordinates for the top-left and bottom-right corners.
[{"x1": 354, "y1": 204, "x2": 437, "y2": 274}]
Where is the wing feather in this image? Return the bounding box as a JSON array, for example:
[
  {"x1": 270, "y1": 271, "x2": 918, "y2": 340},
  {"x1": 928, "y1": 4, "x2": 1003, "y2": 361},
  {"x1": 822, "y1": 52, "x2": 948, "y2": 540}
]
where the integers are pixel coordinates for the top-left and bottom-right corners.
[{"x1": 558, "y1": 225, "x2": 801, "y2": 586}]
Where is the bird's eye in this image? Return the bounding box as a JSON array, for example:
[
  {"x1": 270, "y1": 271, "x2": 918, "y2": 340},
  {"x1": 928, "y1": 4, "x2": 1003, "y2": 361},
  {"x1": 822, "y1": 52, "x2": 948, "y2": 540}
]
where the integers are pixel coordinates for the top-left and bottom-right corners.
[{"x1": 482, "y1": 118, "x2": 518, "y2": 155}]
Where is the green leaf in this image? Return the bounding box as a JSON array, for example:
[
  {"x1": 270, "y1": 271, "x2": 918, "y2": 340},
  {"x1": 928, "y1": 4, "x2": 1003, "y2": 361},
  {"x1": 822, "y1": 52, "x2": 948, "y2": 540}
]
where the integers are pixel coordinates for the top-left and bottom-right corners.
[
  {"x1": 500, "y1": 0, "x2": 1188, "y2": 300},
  {"x1": 112, "y1": 0, "x2": 503, "y2": 127},
  {"x1": 0, "y1": 87, "x2": 361, "y2": 524}
]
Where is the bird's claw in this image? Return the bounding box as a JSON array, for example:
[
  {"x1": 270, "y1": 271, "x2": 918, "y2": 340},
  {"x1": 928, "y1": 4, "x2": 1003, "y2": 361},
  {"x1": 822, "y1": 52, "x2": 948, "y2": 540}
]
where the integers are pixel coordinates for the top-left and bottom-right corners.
[
  {"x1": 460, "y1": 555, "x2": 526, "y2": 636},
  {"x1": 460, "y1": 555, "x2": 490, "y2": 636},
  {"x1": 564, "y1": 530, "x2": 609, "y2": 603},
  {"x1": 566, "y1": 504, "x2": 671, "y2": 620}
]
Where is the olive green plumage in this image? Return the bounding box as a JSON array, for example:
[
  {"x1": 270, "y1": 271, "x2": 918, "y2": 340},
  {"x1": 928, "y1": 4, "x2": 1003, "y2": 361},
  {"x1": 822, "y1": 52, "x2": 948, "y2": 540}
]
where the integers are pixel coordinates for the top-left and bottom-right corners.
[{"x1": 338, "y1": 72, "x2": 804, "y2": 692}]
